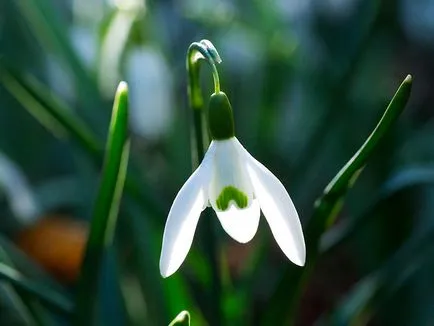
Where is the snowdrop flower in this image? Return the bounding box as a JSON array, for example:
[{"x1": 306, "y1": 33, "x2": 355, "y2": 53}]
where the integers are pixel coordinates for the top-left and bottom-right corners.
[{"x1": 160, "y1": 92, "x2": 305, "y2": 277}]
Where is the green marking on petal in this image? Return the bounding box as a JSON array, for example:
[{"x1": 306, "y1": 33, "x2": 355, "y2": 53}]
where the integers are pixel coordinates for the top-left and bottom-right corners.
[{"x1": 216, "y1": 186, "x2": 248, "y2": 211}]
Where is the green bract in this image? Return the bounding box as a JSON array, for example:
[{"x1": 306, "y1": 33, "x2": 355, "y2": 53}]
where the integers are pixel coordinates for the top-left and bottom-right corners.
[{"x1": 208, "y1": 92, "x2": 235, "y2": 140}]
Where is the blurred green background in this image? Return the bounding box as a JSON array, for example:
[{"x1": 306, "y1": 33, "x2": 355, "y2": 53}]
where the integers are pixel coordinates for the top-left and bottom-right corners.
[{"x1": 0, "y1": 0, "x2": 434, "y2": 325}]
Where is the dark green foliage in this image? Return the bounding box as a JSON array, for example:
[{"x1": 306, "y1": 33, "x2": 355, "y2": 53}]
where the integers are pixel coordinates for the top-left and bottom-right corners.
[{"x1": 0, "y1": 1, "x2": 433, "y2": 325}]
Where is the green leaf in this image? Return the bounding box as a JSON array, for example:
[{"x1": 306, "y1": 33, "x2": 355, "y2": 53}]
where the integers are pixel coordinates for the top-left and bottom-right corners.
[
  {"x1": 115, "y1": 201, "x2": 205, "y2": 325},
  {"x1": 0, "y1": 63, "x2": 164, "y2": 218},
  {"x1": 0, "y1": 64, "x2": 101, "y2": 161},
  {"x1": 115, "y1": 205, "x2": 168, "y2": 325},
  {"x1": 168, "y1": 311, "x2": 191, "y2": 326},
  {"x1": 1, "y1": 62, "x2": 201, "y2": 325},
  {"x1": 321, "y1": 166, "x2": 434, "y2": 254},
  {"x1": 321, "y1": 229, "x2": 434, "y2": 325},
  {"x1": 262, "y1": 75, "x2": 413, "y2": 325},
  {"x1": 0, "y1": 262, "x2": 73, "y2": 315},
  {"x1": 13, "y1": 0, "x2": 88, "y2": 76},
  {"x1": 74, "y1": 82, "x2": 130, "y2": 326},
  {"x1": 317, "y1": 275, "x2": 379, "y2": 326},
  {"x1": 13, "y1": 0, "x2": 101, "y2": 113},
  {"x1": 0, "y1": 243, "x2": 59, "y2": 325},
  {"x1": 323, "y1": 75, "x2": 413, "y2": 198},
  {"x1": 0, "y1": 284, "x2": 36, "y2": 326},
  {"x1": 0, "y1": 236, "x2": 66, "y2": 292},
  {"x1": 16, "y1": 289, "x2": 57, "y2": 326}
]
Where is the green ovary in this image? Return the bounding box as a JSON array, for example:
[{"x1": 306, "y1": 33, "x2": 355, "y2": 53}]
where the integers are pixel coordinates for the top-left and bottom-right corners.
[{"x1": 215, "y1": 186, "x2": 248, "y2": 211}]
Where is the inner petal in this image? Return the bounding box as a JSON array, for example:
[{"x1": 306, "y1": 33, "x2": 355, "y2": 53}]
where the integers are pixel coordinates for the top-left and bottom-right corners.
[
  {"x1": 216, "y1": 200, "x2": 260, "y2": 243},
  {"x1": 209, "y1": 139, "x2": 254, "y2": 211}
]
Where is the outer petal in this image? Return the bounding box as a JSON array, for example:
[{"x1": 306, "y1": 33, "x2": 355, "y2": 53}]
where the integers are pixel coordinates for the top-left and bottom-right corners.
[
  {"x1": 215, "y1": 199, "x2": 260, "y2": 243},
  {"x1": 159, "y1": 144, "x2": 215, "y2": 277},
  {"x1": 235, "y1": 139, "x2": 306, "y2": 266}
]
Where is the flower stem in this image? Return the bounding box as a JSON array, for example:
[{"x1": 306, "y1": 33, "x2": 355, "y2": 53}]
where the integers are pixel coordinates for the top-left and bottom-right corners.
[
  {"x1": 186, "y1": 40, "x2": 222, "y2": 325},
  {"x1": 187, "y1": 41, "x2": 221, "y2": 108},
  {"x1": 187, "y1": 41, "x2": 221, "y2": 168}
]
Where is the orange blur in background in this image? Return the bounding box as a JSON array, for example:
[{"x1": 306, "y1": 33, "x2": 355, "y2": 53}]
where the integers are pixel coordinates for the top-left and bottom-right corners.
[{"x1": 16, "y1": 215, "x2": 88, "y2": 283}]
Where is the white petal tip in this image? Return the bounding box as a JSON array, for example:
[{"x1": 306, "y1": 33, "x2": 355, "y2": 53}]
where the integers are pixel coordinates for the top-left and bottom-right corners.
[
  {"x1": 278, "y1": 242, "x2": 306, "y2": 267},
  {"x1": 234, "y1": 235, "x2": 254, "y2": 244},
  {"x1": 291, "y1": 254, "x2": 306, "y2": 267},
  {"x1": 282, "y1": 245, "x2": 306, "y2": 267},
  {"x1": 227, "y1": 230, "x2": 256, "y2": 244},
  {"x1": 159, "y1": 261, "x2": 176, "y2": 278},
  {"x1": 157, "y1": 153, "x2": 213, "y2": 280},
  {"x1": 159, "y1": 268, "x2": 168, "y2": 278},
  {"x1": 215, "y1": 201, "x2": 260, "y2": 244}
]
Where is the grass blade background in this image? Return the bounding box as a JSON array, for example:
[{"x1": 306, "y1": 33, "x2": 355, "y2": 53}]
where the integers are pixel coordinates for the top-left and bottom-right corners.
[
  {"x1": 2, "y1": 1, "x2": 434, "y2": 324},
  {"x1": 0, "y1": 61, "x2": 201, "y2": 324},
  {"x1": 0, "y1": 262, "x2": 73, "y2": 315},
  {"x1": 0, "y1": 63, "x2": 165, "y2": 219},
  {"x1": 262, "y1": 75, "x2": 413, "y2": 325},
  {"x1": 74, "y1": 82, "x2": 130, "y2": 326},
  {"x1": 320, "y1": 227, "x2": 434, "y2": 325},
  {"x1": 16, "y1": 289, "x2": 57, "y2": 326},
  {"x1": 0, "y1": 284, "x2": 36, "y2": 326},
  {"x1": 13, "y1": 0, "x2": 103, "y2": 119},
  {"x1": 0, "y1": 244, "x2": 60, "y2": 325},
  {"x1": 0, "y1": 64, "x2": 101, "y2": 159},
  {"x1": 321, "y1": 166, "x2": 434, "y2": 254}
]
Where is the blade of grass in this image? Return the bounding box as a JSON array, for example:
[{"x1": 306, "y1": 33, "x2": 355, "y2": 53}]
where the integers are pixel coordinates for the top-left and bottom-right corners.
[
  {"x1": 321, "y1": 228, "x2": 434, "y2": 325},
  {"x1": 293, "y1": 1, "x2": 381, "y2": 172},
  {"x1": 0, "y1": 64, "x2": 101, "y2": 159},
  {"x1": 16, "y1": 289, "x2": 57, "y2": 326},
  {"x1": 114, "y1": 251, "x2": 149, "y2": 326},
  {"x1": 262, "y1": 75, "x2": 413, "y2": 325},
  {"x1": 0, "y1": 283, "x2": 36, "y2": 326},
  {"x1": 74, "y1": 82, "x2": 130, "y2": 326},
  {"x1": 13, "y1": 0, "x2": 102, "y2": 112},
  {"x1": 321, "y1": 166, "x2": 434, "y2": 254},
  {"x1": 117, "y1": 201, "x2": 205, "y2": 325},
  {"x1": 0, "y1": 236, "x2": 66, "y2": 292},
  {"x1": 0, "y1": 262, "x2": 73, "y2": 315},
  {"x1": 115, "y1": 204, "x2": 168, "y2": 325},
  {"x1": 0, "y1": 63, "x2": 164, "y2": 218},
  {"x1": 14, "y1": 0, "x2": 90, "y2": 79},
  {"x1": 316, "y1": 275, "x2": 379, "y2": 326},
  {"x1": 1, "y1": 63, "x2": 202, "y2": 322},
  {"x1": 0, "y1": 245, "x2": 56, "y2": 326}
]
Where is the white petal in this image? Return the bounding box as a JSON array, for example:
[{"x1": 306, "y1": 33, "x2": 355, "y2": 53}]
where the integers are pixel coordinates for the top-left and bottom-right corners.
[
  {"x1": 209, "y1": 138, "x2": 254, "y2": 210},
  {"x1": 159, "y1": 144, "x2": 215, "y2": 277},
  {"x1": 216, "y1": 200, "x2": 260, "y2": 243},
  {"x1": 235, "y1": 139, "x2": 306, "y2": 266}
]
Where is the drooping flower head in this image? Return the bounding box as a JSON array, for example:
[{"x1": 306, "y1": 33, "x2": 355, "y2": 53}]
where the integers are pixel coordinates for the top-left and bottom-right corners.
[{"x1": 160, "y1": 90, "x2": 306, "y2": 277}]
